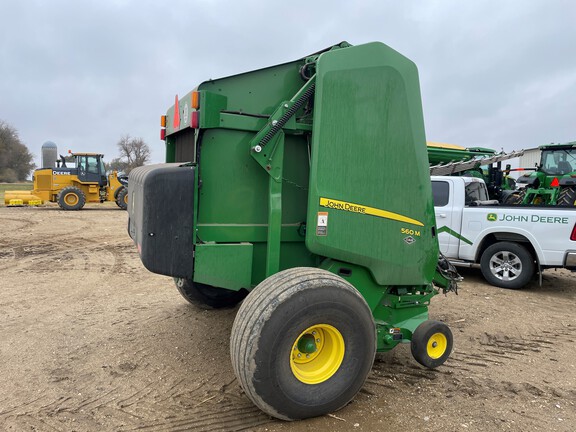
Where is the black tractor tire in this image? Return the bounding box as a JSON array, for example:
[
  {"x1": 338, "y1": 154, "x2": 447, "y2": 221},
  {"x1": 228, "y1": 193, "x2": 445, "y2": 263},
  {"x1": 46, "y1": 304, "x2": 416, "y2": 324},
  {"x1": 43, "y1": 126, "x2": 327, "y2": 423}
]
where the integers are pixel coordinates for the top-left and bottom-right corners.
[
  {"x1": 411, "y1": 320, "x2": 453, "y2": 369},
  {"x1": 503, "y1": 189, "x2": 526, "y2": 205},
  {"x1": 480, "y1": 242, "x2": 534, "y2": 289},
  {"x1": 230, "y1": 267, "x2": 376, "y2": 421},
  {"x1": 57, "y1": 186, "x2": 86, "y2": 210},
  {"x1": 558, "y1": 186, "x2": 576, "y2": 206},
  {"x1": 116, "y1": 187, "x2": 128, "y2": 210},
  {"x1": 173, "y1": 277, "x2": 247, "y2": 309}
]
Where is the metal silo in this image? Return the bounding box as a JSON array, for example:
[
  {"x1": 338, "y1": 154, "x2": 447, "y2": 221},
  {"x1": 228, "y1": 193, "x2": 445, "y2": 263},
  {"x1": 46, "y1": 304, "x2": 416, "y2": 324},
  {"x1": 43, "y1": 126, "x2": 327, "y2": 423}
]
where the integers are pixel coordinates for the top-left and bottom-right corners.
[{"x1": 41, "y1": 141, "x2": 58, "y2": 168}]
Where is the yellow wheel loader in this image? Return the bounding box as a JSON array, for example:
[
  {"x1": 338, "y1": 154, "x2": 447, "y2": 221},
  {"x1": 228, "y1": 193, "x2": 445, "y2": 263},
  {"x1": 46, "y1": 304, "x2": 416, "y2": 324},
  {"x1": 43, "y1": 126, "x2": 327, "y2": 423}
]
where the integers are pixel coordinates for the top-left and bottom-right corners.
[{"x1": 4, "y1": 153, "x2": 128, "y2": 210}]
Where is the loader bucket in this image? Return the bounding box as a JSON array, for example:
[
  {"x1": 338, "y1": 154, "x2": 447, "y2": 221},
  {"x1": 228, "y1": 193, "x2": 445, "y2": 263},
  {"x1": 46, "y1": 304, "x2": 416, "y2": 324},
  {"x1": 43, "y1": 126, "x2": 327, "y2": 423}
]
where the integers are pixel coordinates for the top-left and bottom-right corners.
[{"x1": 4, "y1": 191, "x2": 43, "y2": 206}]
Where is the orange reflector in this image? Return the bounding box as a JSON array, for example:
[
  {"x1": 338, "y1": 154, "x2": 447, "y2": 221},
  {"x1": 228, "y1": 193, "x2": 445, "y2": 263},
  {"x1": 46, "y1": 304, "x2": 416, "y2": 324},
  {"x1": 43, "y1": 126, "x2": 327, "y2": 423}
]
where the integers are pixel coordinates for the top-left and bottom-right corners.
[
  {"x1": 551, "y1": 177, "x2": 560, "y2": 187},
  {"x1": 192, "y1": 91, "x2": 200, "y2": 109},
  {"x1": 173, "y1": 95, "x2": 180, "y2": 129},
  {"x1": 191, "y1": 111, "x2": 199, "y2": 129},
  {"x1": 160, "y1": 115, "x2": 166, "y2": 127},
  {"x1": 160, "y1": 128, "x2": 166, "y2": 140}
]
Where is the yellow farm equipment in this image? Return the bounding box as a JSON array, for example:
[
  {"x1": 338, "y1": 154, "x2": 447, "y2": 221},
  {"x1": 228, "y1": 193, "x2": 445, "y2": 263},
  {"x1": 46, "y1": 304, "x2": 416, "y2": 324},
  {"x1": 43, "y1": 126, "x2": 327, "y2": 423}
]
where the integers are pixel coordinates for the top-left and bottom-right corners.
[{"x1": 5, "y1": 153, "x2": 128, "y2": 210}]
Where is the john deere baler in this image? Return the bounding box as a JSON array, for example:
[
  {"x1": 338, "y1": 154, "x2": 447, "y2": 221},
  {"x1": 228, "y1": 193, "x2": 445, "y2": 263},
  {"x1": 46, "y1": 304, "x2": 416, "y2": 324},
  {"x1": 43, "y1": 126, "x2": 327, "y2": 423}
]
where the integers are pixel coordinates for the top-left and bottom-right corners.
[{"x1": 128, "y1": 41, "x2": 458, "y2": 420}]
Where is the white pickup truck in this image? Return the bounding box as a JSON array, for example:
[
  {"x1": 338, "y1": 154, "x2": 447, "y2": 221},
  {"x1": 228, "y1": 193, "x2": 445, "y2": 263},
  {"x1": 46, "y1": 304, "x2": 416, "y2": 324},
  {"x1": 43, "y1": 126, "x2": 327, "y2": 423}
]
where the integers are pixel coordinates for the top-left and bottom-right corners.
[{"x1": 431, "y1": 176, "x2": 576, "y2": 288}]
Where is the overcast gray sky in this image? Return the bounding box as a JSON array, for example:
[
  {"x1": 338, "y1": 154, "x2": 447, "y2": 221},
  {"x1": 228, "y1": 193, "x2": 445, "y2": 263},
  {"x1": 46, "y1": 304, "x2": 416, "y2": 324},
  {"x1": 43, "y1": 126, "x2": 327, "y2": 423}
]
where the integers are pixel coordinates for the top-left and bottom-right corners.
[{"x1": 1, "y1": 0, "x2": 575, "y2": 168}]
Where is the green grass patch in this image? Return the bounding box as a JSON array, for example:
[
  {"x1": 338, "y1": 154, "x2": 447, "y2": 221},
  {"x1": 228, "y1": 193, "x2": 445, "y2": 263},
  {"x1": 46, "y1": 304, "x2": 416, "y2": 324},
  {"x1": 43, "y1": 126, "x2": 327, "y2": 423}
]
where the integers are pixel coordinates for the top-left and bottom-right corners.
[{"x1": 0, "y1": 182, "x2": 33, "y2": 204}]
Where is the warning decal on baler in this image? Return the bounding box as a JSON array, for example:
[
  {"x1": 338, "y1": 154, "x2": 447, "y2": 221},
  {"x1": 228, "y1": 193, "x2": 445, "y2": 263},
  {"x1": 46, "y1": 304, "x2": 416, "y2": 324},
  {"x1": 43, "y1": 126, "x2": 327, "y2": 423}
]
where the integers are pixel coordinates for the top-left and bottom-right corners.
[
  {"x1": 319, "y1": 197, "x2": 424, "y2": 227},
  {"x1": 316, "y1": 212, "x2": 328, "y2": 236}
]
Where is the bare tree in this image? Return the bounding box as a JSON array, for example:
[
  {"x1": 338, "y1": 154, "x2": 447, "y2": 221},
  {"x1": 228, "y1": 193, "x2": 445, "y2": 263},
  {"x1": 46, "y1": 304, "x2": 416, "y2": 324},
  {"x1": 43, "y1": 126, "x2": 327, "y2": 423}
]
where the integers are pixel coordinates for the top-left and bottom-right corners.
[
  {"x1": 0, "y1": 120, "x2": 35, "y2": 182},
  {"x1": 115, "y1": 135, "x2": 151, "y2": 174}
]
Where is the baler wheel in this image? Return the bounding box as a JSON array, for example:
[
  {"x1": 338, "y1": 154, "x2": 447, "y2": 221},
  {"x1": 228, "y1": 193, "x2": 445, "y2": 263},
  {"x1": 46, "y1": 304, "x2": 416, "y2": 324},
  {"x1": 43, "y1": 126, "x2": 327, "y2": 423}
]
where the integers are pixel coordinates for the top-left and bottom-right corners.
[
  {"x1": 410, "y1": 320, "x2": 453, "y2": 368},
  {"x1": 116, "y1": 187, "x2": 128, "y2": 210},
  {"x1": 173, "y1": 277, "x2": 246, "y2": 309},
  {"x1": 230, "y1": 268, "x2": 376, "y2": 420},
  {"x1": 57, "y1": 186, "x2": 86, "y2": 210}
]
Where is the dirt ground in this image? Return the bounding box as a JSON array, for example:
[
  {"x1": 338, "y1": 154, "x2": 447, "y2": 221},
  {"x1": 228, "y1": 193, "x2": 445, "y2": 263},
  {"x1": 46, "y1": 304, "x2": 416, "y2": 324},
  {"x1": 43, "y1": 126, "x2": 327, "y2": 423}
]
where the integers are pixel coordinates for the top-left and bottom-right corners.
[{"x1": 1, "y1": 203, "x2": 575, "y2": 432}]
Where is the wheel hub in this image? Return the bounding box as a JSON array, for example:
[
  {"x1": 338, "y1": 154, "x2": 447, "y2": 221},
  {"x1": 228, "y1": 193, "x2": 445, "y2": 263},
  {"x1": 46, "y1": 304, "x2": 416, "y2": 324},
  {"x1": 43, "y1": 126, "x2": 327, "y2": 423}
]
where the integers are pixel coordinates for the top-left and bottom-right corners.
[
  {"x1": 427, "y1": 333, "x2": 448, "y2": 359},
  {"x1": 290, "y1": 324, "x2": 345, "y2": 385},
  {"x1": 297, "y1": 334, "x2": 317, "y2": 354},
  {"x1": 490, "y1": 251, "x2": 521, "y2": 281}
]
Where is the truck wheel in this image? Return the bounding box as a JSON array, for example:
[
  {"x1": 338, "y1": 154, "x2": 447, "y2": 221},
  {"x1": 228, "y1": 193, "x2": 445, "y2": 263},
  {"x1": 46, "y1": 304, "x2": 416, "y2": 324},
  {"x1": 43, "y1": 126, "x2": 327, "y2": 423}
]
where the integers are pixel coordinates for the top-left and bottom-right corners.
[
  {"x1": 57, "y1": 186, "x2": 86, "y2": 210},
  {"x1": 480, "y1": 242, "x2": 534, "y2": 289},
  {"x1": 230, "y1": 268, "x2": 376, "y2": 421},
  {"x1": 173, "y1": 277, "x2": 247, "y2": 309},
  {"x1": 558, "y1": 186, "x2": 576, "y2": 206},
  {"x1": 116, "y1": 187, "x2": 128, "y2": 210},
  {"x1": 410, "y1": 320, "x2": 453, "y2": 368}
]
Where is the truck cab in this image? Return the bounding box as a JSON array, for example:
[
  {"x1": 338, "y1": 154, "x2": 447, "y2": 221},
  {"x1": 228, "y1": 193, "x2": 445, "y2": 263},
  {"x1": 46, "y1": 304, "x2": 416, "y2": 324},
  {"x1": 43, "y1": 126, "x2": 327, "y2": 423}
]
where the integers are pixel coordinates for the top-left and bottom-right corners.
[{"x1": 432, "y1": 176, "x2": 493, "y2": 257}]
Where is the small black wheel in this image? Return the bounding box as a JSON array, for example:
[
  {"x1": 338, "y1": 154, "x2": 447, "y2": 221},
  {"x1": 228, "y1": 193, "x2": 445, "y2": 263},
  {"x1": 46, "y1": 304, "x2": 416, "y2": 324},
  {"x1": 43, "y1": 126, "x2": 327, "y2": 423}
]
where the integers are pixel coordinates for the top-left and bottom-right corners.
[
  {"x1": 57, "y1": 186, "x2": 86, "y2": 210},
  {"x1": 480, "y1": 241, "x2": 534, "y2": 289},
  {"x1": 558, "y1": 186, "x2": 576, "y2": 206},
  {"x1": 116, "y1": 187, "x2": 128, "y2": 210},
  {"x1": 411, "y1": 320, "x2": 453, "y2": 368},
  {"x1": 173, "y1": 277, "x2": 246, "y2": 309},
  {"x1": 230, "y1": 268, "x2": 376, "y2": 421}
]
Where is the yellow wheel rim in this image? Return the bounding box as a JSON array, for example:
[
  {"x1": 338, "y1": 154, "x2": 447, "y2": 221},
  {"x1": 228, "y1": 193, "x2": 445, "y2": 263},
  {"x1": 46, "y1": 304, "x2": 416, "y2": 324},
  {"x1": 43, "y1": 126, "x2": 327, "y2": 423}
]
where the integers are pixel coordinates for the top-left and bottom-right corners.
[
  {"x1": 290, "y1": 324, "x2": 345, "y2": 384},
  {"x1": 427, "y1": 332, "x2": 448, "y2": 359},
  {"x1": 64, "y1": 193, "x2": 79, "y2": 206},
  {"x1": 123, "y1": 194, "x2": 128, "y2": 204}
]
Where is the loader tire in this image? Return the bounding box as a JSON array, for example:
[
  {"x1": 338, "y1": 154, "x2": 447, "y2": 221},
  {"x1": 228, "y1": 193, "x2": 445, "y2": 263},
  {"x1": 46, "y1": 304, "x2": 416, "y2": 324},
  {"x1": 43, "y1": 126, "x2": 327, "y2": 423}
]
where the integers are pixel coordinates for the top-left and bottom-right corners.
[
  {"x1": 558, "y1": 186, "x2": 576, "y2": 206},
  {"x1": 173, "y1": 277, "x2": 247, "y2": 309},
  {"x1": 116, "y1": 187, "x2": 128, "y2": 210},
  {"x1": 480, "y1": 242, "x2": 534, "y2": 289},
  {"x1": 411, "y1": 320, "x2": 453, "y2": 368},
  {"x1": 57, "y1": 186, "x2": 86, "y2": 210},
  {"x1": 230, "y1": 268, "x2": 376, "y2": 421}
]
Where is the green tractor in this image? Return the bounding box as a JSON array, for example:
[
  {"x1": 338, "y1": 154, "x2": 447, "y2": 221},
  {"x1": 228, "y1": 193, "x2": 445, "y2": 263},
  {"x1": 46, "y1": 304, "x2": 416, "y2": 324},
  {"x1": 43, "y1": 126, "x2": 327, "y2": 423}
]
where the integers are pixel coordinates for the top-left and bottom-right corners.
[
  {"x1": 512, "y1": 142, "x2": 576, "y2": 205},
  {"x1": 127, "y1": 41, "x2": 459, "y2": 420}
]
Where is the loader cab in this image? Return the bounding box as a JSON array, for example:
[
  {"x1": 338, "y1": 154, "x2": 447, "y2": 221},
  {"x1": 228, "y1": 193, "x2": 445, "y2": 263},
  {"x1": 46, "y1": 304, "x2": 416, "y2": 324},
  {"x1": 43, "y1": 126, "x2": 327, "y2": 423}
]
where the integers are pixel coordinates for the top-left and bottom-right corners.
[{"x1": 75, "y1": 154, "x2": 108, "y2": 187}]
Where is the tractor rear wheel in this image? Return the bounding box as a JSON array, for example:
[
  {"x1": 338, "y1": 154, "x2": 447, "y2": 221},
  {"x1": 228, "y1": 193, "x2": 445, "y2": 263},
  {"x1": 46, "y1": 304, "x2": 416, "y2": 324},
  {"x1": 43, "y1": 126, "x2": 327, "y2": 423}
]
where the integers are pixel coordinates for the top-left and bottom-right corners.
[
  {"x1": 480, "y1": 241, "x2": 534, "y2": 289},
  {"x1": 411, "y1": 320, "x2": 453, "y2": 368},
  {"x1": 230, "y1": 268, "x2": 376, "y2": 421},
  {"x1": 173, "y1": 277, "x2": 247, "y2": 309},
  {"x1": 57, "y1": 186, "x2": 86, "y2": 210},
  {"x1": 116, "y1": 187, "x2": 128, "y2": 210},
  {"x1": 503, "y1": 188, "x2": 526, "y2": 205},
  {"x1": 558, "y1": 186, "x2": 576, "y2": 206}
]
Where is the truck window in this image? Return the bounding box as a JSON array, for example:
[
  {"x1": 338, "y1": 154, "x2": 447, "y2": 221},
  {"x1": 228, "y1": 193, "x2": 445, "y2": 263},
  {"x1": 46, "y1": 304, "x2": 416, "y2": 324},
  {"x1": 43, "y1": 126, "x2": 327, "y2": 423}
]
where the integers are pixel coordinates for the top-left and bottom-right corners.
[
  {"x1": 464, "y1": 181, "x2": 489, "y2": 204},
  {"x1": 431, "y1": 181, "x2": 449, "y2": 207}
]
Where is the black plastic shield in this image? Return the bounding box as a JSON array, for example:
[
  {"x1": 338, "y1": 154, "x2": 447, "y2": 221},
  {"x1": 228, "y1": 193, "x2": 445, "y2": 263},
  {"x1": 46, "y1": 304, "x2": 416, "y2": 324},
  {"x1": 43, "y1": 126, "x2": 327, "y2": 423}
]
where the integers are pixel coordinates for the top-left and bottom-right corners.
[{"x1": 128, "y1": 163, "x2": 195, "y2": 278}]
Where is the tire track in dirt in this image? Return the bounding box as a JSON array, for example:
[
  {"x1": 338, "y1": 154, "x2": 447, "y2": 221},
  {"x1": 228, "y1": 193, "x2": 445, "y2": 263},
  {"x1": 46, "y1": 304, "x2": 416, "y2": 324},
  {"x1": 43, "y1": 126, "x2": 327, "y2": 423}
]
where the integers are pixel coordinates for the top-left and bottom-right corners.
[
  {"x1": 363, "y1": 321, "x2": 576, "y2": 407},
  {"x1": 120, "y1": 398, "x2": 270, "y2": 432},
  {"x1": 0, "y1": 215, "x2": 40, "y2": 232},
  {"x1": 0, "y1": 375, "x2": 272, "y2": 432}
]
